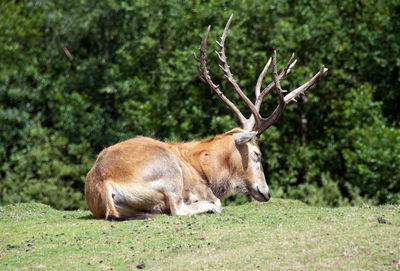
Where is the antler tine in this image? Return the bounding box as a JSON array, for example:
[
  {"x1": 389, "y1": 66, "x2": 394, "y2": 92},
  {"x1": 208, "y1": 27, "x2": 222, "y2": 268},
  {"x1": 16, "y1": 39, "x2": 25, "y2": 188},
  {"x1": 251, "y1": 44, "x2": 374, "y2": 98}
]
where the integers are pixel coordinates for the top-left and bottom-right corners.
[
  {"x1": 255, "y1": 57, "x2": 272, "y2": 99},
  {"x1": 215, "y1": 14, "x2": 261, "y2": 130},
  {"x1": 193, "y1": 52, "x2": 200, "y2": 62},
  {"x1": 255, "y1": 52, "x2": 288, "y2": 136},
  {"x1": 255, "y1": 53, "x2": 296, "y2": 110},
  {"x1": 197, "y1": 24, "x2": 247, "y2": 127},
  {"x1": 256, "y1": 56, "x2": 328, "y2": 136},
  {"x1": 272, "y1": 51, "x2": 285, "y2": 103},
  {"x1": 284, "y1": 65, "x2": 328, "y2": 103}
]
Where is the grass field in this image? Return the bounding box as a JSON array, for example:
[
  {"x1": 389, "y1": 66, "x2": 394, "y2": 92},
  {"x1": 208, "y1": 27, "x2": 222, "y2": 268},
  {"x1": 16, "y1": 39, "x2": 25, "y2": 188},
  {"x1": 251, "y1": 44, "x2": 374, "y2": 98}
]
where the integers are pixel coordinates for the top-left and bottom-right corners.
[{"x1": 0, "y1": 199, "x2": 399, "y2": 270}]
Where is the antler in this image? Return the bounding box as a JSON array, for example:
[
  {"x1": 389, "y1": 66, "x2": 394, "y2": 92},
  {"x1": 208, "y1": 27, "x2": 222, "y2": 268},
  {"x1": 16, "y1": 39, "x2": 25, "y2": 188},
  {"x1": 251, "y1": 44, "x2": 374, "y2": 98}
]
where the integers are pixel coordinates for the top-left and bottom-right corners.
[
  {"x1": 194, "y1": 24, "x2": 248, "y2": 128},
  {"x1": 194, "y1": 14, "x2": 328, "y2": 137}
]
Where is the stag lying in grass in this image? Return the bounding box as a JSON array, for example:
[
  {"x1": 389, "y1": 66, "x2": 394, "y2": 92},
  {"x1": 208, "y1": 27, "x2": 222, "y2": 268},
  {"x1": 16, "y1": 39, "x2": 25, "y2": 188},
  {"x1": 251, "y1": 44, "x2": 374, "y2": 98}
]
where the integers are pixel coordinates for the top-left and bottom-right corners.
[{"x1": 85, "y1": 15, "x2": 328, "y2": 220}]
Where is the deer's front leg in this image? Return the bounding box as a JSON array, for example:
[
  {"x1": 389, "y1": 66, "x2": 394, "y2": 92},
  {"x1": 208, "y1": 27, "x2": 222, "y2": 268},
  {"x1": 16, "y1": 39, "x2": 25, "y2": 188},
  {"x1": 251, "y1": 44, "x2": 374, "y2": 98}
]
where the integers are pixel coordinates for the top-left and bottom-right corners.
[{"x1": 165, "y1": 192, "x2": 223, "y2": 215}]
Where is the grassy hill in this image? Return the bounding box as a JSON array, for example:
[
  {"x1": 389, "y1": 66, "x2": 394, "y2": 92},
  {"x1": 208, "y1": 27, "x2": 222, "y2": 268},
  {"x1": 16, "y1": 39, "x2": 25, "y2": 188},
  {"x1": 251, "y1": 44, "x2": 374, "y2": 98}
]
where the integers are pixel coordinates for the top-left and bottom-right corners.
[{"x1": 0, "y1": 199, "x2": 399, "y2": 270}]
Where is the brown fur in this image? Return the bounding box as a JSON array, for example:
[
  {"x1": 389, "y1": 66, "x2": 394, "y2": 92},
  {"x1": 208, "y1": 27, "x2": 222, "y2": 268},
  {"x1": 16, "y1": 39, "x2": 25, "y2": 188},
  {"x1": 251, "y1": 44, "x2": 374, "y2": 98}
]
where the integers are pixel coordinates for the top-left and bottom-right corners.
[{"x1": 85, "y1": 128, "x2": 269, "y2": 219}]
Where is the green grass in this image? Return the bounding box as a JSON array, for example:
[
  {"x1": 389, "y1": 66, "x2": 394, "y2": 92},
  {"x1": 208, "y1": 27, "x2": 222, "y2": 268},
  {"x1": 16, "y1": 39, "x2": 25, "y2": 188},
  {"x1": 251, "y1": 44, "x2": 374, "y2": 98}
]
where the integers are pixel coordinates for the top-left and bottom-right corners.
[{"x1": 0, "y1": 199, "x2": 399, "y2": 270}]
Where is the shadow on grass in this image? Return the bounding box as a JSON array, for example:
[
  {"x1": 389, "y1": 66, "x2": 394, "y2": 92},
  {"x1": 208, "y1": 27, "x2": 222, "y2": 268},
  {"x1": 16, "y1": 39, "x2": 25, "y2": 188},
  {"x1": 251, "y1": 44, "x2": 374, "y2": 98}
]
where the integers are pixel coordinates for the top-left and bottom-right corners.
[
  {"x1": 222, "y1": 194, "x2": 252, "y2": 206},
  {"x1": 77, "y1": 214, "x2": 97, "y2": 220}
]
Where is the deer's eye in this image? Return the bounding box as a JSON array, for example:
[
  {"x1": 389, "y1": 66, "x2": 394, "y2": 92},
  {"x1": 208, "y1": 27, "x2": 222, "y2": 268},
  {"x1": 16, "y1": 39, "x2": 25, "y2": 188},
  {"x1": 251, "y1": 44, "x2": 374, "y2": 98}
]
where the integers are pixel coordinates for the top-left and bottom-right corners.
[{"x1": 253, "y1": 152, "x2": 261, "y2": 162}]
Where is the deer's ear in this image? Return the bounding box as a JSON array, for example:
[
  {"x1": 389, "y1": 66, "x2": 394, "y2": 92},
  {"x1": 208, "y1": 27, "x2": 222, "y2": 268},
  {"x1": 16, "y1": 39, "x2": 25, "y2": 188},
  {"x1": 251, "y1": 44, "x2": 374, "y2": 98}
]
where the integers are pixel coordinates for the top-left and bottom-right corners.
[{"x1": 234, "y1": 131, "x2": 258, "y2": 145}]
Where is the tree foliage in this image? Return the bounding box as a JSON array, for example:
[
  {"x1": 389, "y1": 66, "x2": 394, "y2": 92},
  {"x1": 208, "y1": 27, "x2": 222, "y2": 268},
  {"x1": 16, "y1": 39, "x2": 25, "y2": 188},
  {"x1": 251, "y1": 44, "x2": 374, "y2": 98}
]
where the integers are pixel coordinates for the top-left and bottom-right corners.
[{"x1": 1, "y1": 0, "x2": 399, "y2": 209}]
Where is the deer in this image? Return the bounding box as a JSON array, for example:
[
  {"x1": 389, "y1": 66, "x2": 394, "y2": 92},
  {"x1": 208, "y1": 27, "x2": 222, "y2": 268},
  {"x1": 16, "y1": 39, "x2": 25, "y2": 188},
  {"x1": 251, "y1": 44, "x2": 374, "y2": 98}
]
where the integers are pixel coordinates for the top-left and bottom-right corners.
[{"x1": 85, "y1": 14, "x2": 327, "y2": 221}]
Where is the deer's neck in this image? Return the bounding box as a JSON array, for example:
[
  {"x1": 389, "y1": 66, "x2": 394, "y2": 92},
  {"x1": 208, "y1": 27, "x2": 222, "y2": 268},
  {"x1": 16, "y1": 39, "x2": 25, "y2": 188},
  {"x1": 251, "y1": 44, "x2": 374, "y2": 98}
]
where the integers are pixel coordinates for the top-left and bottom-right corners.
[{"x1": 167, "y1": 138, "x2": 234, "y2": 199}]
